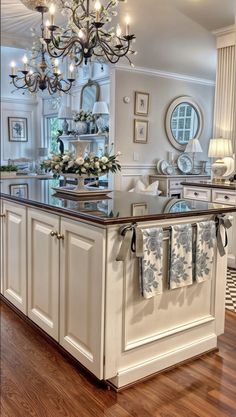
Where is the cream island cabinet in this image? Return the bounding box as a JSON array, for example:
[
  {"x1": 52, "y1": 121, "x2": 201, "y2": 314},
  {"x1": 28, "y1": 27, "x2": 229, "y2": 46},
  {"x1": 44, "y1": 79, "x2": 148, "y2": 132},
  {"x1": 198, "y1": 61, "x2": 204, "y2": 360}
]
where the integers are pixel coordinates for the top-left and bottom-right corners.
[
  {"x1": 183, "y1": 181, "x2": 236, "y2": 269},
  {"x1": 1, "y1": 178, "x2": 236, "y2": 389}
]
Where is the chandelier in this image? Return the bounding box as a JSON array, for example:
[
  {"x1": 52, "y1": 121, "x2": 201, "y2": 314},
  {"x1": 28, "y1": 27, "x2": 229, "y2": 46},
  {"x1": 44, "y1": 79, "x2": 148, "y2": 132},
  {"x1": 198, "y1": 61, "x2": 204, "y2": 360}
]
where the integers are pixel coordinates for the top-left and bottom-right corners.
[
  {"x1": 9, "y1": 6, "x2": 76, "y2": 95},
  {"x1": 43, "y1": 0, "x2": 136, "y2": 66}
]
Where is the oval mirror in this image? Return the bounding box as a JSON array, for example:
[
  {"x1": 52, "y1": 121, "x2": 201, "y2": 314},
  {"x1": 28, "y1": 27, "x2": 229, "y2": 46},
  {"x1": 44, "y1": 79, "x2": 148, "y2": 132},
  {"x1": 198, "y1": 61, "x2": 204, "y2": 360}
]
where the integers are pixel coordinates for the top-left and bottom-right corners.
[
  {"x1": 80, "y1": 80, "x2": 100, "y2": 112},
  {"x1": 165, "y1": 96, "x2": 203, "y2": 151}
]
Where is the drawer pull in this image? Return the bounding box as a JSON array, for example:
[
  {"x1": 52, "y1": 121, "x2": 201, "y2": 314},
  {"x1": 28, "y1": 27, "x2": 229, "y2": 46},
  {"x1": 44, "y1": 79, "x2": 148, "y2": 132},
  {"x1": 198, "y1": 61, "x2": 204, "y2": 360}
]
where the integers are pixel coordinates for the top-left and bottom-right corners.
[
  {"x1": 57, "y1": 234, "x2": 64, "y2": 240},
  {"x1": 194, "y1": 192, "x2": 199, "y2": 196},
  {"x1": 50, "y1": 231, "x2": 58, "y2": 237},
  {"x1": 224, "y1": 196, "x2": 230, "y2": 200},
  {"x1": 0, "y1": 213, "x2": 6, "y2": 218}
]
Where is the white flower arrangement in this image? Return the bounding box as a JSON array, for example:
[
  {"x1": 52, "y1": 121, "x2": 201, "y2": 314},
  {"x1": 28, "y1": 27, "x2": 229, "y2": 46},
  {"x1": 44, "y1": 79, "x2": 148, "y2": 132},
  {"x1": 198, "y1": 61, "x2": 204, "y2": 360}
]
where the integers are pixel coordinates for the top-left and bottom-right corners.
[
  {"x1": 73, "y1": 110, "x2": 95, "y2": 123},
  {"x1": 42, "y1": 151, "x2": 121, "y2": 177}
]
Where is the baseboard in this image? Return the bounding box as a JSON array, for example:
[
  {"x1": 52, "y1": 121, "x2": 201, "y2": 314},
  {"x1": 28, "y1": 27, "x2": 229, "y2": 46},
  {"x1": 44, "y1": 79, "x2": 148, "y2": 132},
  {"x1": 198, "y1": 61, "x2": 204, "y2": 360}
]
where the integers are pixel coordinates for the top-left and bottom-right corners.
[{"x1": 108, "y1": 335, "x2": 217, "y2": 389}]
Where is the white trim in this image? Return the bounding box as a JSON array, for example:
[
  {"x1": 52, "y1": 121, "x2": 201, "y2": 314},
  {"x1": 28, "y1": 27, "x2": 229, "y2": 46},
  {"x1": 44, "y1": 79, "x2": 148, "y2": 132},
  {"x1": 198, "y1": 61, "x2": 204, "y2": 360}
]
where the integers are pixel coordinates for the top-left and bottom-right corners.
[
  {"x1": 213, "y1": 25, "x2": 235, "y2": 49},
  {"x1": 115, "y1": 64, "x2": 215, "y2": 86},
  {"x1": 1, "y1": 97, "x2": 38, "y2": 105},
  {"x1": 125, "y1": 316, "x2": 214, "y2": 352},
  {"x1": 212, "y1": 25, "x2": 235, "y2": 37},
  {"x1": 108, "y1": 335, "x2": 217, "y2": 388},
  {"x1": 121, "y1": 163, "x2": 156, "y2": 170}
]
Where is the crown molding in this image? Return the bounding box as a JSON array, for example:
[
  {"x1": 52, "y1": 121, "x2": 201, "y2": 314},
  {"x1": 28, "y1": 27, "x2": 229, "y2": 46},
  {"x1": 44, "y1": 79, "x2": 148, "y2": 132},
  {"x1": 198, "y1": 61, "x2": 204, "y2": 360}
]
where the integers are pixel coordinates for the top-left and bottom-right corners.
[
  {"x1": 212, "y1": 25, "x2": 235, "y2": 48},
  {"x1": 212, "y1": 25, "x2": 235, "y2": 37},
  {"x1": 1, "y1": 97, "x2": 38, "y2": 105},
  {"x1": 114, "y1": 64, "x2": 215, "y2": 86}
]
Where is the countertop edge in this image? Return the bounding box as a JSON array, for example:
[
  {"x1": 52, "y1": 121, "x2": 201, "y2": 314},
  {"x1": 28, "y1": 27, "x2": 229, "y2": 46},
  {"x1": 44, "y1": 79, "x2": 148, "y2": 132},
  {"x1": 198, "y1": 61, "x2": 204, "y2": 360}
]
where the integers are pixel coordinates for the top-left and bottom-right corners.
[{"x1": 1, "y1": 192, "x2": 236, "y2": 227}]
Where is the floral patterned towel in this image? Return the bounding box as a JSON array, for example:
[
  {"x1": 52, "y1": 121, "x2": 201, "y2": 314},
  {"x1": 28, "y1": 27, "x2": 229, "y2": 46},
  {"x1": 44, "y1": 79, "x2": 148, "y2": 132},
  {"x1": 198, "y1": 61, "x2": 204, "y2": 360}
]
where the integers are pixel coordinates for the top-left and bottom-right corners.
[
  {"x1": 169, "y1": 224, "x2": 193, "y2": 289},
  {"x1": 140, "y1": 228, "x2": 163, "y2": 299},
  {"x1": 195, "y1": 221, "x2": 216, "y2": 283}
]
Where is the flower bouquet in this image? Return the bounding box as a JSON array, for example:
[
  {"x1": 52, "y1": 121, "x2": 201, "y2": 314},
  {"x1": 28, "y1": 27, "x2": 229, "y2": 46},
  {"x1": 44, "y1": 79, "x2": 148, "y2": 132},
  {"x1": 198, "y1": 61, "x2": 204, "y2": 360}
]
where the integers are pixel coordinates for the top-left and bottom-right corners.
[
  {"x1": 73, "y1": 110, "x2": 95, "y2": 135},
  {"x1": 42, "y1": 148, "x2": 121, "y2": 192}
]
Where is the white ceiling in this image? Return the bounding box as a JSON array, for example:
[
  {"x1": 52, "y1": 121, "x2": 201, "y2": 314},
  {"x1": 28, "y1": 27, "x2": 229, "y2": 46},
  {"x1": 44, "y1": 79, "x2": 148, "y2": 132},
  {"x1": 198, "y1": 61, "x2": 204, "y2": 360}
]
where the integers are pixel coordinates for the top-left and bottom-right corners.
[{"x1": 1, "y1": 0, "x2": 235, "y2": 80}]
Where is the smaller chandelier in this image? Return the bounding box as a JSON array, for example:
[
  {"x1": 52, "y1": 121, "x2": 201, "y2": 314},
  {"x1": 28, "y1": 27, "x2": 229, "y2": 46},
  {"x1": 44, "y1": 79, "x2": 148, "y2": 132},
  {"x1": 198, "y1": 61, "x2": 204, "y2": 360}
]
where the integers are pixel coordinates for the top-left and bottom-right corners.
[
  {"x1": 9, "y1": 8, "x2": 76, "y2": 95},
  {"x1": 44, "y1": 0, "x2": 137, "y2": 66},
  {"x1": 9, "y1": 56, "x2": 75, "y2": 95}
]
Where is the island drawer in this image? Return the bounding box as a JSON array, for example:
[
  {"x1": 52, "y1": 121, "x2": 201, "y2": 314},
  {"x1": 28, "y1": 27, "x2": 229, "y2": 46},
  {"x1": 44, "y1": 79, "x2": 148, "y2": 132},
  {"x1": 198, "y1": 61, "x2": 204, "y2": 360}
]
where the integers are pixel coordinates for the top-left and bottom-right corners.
[
  {"x1": 212, "y1": 190, "x2": 236, "y2": 206},
  {"x1": 183, "y1": 186, "x2": 211, "y2": 202}
]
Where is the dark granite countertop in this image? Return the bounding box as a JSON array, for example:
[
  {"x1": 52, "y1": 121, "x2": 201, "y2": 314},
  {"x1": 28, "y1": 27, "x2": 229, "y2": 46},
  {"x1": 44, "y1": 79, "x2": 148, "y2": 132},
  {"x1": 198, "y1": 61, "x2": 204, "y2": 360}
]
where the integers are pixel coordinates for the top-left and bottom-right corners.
[
  {"x1": 1, "y1": 178, "x2": 236, "y2": 226},
  {"x1": 182, "y1": 181, "x2": 236, "y2": 191}
]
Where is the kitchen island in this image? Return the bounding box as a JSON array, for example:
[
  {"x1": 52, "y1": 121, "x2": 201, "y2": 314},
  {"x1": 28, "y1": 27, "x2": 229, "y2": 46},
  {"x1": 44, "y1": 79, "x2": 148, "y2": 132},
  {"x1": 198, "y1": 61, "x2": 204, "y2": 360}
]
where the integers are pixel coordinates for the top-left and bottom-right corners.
[{"x1": 1, "y1": 178, "x2": 236, "y2": 389}]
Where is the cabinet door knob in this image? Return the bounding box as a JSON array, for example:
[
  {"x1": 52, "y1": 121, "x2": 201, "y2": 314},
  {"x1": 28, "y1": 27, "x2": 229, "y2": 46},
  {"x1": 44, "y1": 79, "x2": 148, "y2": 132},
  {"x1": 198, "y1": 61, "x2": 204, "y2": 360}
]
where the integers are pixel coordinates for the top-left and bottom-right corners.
[
  {"x1": 194, "y1": 192, "x2": 199, "y2": 196},
  {"x1": 50, "y1": 231, "x2": 58, "y2": 237},
  {"x1": 57, "y1": 234, "x2": 64, "y2": 240},
  {"x1": 224, "y1": 195, "x2": 230, "y2": 200}
]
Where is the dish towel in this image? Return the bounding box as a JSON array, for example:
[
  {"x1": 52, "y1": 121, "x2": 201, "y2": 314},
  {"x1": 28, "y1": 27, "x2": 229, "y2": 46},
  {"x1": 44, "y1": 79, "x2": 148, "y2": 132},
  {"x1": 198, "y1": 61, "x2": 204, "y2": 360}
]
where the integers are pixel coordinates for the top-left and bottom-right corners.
[
  {"x1": 194, "y1": 221, "x2": 216, "y2": 283},
  {"x1": 169, "y1": 224, "x2": 193, "y2": 289},
  {"x1": 140, "y1": 228, "x2": 163, "y2": 299}
]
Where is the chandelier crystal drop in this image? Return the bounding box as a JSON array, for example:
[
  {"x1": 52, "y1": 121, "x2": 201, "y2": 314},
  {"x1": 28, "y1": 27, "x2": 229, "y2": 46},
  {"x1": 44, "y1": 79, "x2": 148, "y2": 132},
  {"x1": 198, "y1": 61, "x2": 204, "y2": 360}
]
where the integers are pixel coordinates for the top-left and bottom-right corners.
[
  {"x1": 43, "y1": 0, "x2": 136, "y2": 66},
  {"x1": 9, "y1": 10, "x2": 76, "y2": 95}
]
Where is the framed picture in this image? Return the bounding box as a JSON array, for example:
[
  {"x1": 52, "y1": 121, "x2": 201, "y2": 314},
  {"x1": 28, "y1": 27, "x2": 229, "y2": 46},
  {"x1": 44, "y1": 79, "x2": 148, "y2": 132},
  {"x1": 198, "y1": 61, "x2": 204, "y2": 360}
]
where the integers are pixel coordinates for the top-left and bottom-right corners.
[
  {"x1": 134, "y1": 119, "x2": 149, "y2": 143},
  {"x1": 132, "y1": 203, "x2": 148, "y2": 217},
  {"x1": 9, "y1": 184, "x2": 28, "y2": 199},
  {"x1": 8, "y1": 117, "x2": 28, "y2": 142},
  {"x1": 134, "y1": 92, "x2": 150, "y2": 116}
]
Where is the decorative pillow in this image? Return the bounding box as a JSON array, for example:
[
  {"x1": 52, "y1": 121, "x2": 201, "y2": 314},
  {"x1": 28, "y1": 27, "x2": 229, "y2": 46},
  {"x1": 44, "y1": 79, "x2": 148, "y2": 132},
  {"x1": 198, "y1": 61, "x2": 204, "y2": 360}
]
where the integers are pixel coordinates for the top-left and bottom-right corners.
[{"x1": 129, "y1": 180, "x2": 162, "y2": 195}]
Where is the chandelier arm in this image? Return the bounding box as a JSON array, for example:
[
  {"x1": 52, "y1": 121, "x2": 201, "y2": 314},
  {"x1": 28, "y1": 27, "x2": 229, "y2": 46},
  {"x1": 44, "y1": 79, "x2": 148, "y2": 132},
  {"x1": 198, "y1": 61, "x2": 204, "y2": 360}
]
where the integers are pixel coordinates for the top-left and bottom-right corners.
[
  {"x1": 96, "y1": 32, "x2": 131, "y2": 59},
  {"x1": 47, "y1": 35, "x2": 83, "y2": 58}
]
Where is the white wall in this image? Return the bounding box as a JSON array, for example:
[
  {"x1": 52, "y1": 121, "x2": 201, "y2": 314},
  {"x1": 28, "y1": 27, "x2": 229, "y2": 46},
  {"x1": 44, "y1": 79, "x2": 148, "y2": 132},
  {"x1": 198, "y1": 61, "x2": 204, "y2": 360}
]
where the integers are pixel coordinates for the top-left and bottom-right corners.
[
  {"x1": 1, "y1": 46, "x2": 41, "y2": 164},
  {"x1": 112, "y1": 68, "x2": 215, "y2": 190}
]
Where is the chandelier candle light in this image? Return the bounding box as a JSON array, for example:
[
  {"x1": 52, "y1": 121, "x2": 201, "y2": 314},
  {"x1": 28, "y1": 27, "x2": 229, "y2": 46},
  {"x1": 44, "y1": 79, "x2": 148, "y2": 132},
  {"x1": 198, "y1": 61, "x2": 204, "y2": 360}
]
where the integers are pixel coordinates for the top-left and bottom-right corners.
[
  {"x1": 43, "y1": 0, "x2": 136, "y2": 66},
  {"x1": 9, "y1": 6, "x2": 76, "y2": 94}
]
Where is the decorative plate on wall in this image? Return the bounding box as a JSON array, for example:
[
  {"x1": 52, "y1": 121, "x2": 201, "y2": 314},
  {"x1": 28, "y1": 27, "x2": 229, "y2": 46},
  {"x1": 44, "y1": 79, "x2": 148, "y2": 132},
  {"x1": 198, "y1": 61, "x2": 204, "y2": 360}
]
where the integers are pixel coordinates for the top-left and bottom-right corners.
[{"x1": 177, "y1": 154, "x2": 193, "y2": 174}]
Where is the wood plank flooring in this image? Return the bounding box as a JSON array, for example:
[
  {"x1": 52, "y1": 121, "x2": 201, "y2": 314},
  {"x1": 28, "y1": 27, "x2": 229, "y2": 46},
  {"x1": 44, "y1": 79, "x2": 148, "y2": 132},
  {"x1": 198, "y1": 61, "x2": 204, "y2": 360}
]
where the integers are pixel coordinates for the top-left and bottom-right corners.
[{"x1": 1, "y1": 299, "x2": 236, "y2": 417}]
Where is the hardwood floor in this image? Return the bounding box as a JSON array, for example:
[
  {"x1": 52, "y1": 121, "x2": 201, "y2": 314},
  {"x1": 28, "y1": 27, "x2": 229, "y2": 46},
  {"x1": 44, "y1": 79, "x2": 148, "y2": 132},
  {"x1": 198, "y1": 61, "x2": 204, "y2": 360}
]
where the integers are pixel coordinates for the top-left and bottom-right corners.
[{"x1": 1, "y1": 300, "x2": 236, "y2": 417}]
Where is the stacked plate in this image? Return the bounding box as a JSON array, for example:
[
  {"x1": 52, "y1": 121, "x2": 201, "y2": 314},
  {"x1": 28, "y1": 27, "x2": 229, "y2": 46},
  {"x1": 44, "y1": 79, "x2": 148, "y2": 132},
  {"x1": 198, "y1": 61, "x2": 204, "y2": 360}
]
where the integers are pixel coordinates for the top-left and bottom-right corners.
[{"x1": 156, "y1": 160, "x2": 174, "y2": 175}]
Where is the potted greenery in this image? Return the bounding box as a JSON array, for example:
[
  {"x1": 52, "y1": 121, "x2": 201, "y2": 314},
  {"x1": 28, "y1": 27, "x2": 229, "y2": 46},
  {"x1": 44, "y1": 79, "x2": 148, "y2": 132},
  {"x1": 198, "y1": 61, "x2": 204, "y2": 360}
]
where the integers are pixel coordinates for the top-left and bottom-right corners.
[
  {"x1": 73, "y1": 110, "x2": 95, "y2": 135},
  {"x1": 0, "y1": 165, "x2": 18, "y2": 177}
]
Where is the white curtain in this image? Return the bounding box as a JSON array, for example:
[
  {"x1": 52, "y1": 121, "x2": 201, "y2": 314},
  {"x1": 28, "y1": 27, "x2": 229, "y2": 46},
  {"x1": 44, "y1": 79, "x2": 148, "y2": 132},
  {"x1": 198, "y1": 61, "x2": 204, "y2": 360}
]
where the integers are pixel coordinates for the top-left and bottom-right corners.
[{"x1": 213, "y1": 45, "x2": 236, "y2": 153}]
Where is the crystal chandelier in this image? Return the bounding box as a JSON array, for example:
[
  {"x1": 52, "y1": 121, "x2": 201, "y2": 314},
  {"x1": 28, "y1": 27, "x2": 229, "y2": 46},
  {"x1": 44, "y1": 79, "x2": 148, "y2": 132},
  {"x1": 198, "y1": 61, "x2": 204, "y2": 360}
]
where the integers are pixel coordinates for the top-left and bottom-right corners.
[
  {"x1": 43, "y1": 0, "x2": 136, "y2": 66},
  {"x1": 9, "y1": 7, "x2": 76, "y2": 95},
  {"x1": 20, "y1": 0, "x2": 62, "y2": 11}
]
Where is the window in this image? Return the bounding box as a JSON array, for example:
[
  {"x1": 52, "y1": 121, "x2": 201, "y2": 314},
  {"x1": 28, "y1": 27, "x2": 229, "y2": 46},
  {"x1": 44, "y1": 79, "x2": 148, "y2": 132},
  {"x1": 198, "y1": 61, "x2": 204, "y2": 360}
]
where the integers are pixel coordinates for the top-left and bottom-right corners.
[{"x1": 45, "y1": 116, "x2": 61, "y2": 154}]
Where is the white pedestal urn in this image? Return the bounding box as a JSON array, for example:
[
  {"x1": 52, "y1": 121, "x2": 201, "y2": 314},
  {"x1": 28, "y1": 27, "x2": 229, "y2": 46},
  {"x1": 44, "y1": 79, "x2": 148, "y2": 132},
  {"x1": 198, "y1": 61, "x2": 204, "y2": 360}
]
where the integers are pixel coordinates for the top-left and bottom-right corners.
[{"x1": 63, "y1": 139, "x2": 92, "y2": 192}]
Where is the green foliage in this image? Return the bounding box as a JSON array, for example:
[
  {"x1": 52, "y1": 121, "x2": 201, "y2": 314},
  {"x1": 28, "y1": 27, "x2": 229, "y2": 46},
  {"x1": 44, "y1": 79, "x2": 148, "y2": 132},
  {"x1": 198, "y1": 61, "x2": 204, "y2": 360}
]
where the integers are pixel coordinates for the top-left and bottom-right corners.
[{"x1": 0, "y1": 165, "x2": 17, "y2": 172}]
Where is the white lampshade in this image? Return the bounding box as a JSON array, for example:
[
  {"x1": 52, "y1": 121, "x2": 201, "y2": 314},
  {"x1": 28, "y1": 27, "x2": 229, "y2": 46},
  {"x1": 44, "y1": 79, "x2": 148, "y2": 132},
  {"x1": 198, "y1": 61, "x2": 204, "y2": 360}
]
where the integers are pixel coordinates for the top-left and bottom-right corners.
[
  {"x1": 185, "y1": 139, "x2": 203, "y2": 153},
  {"x1": 92, "y1": 101, "x2": 109, "y2": 115},
  {"x1": 58, "y1": 105, "x2": 73, "y2": 120},
  {"x1": 208, "y1": 138, "x2": 233, "y2": 158}
]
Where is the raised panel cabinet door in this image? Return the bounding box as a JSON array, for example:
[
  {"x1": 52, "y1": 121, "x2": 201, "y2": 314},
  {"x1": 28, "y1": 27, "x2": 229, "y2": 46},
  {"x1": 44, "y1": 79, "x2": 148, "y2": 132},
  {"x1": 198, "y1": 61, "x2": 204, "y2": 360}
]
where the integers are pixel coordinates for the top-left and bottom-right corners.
[
  {"x1": 2, "y1": 201, "x2": 27, "y2": 313},
  {"x1": 27, "y1": 209, "x2": 60, "y2": 340},
  {"x1": 60, "y1": 218, "x2": 106, "y2": 379}
]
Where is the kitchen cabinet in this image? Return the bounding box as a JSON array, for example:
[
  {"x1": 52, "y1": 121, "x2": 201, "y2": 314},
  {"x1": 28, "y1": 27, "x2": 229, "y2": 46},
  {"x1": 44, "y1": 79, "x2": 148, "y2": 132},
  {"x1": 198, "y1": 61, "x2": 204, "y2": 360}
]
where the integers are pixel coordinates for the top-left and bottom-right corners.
[
  {"x1": 27, "y1": 209, "x2": 60, "y2": 340},
  {"x1": 60, "y1": 218, "x2": 105, "y2": 378},
  {"x1": 183, "y1": 184, "x2": 236, "y2": 268},
  {"x1": 2, "y1": 201, "x2": 27, "y2": 313}
]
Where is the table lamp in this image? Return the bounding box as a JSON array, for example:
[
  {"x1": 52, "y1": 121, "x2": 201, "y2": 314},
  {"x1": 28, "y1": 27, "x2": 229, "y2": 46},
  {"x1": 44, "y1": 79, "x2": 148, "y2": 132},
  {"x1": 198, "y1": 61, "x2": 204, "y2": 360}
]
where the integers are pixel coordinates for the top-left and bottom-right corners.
[
  {"x1": 58, "y1": 105, "x2": 73, "y2": 135},
  {"x1": 92, "y1": 101, "x2": 109, "y2": 133},
  {"x1": 185, "y1": 138, "x2": 203, "y2": 174},
  {"x1": 208, "y1": 138, "x2": 233, "y2": 182}
]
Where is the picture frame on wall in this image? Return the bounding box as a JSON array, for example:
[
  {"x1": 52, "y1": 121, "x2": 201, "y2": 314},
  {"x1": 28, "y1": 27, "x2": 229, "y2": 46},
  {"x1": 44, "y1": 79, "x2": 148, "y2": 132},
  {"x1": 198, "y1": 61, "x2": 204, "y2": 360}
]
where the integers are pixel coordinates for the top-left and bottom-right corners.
[
  {"x1": 134, "y1": 92, "x2": 150, "y2": 116},
  {"x1": 134, "y1": 119, "x2": 149, "y2": 143},
  {"x1": 9, "y1": 184, "x2": 28, "y2": 199},
  {"x1": 132, "y1": 203, "x2": 148, "y2": 217},
  {"x1": 8, "y1": 117, "x2": 28, "y2": 142}
]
